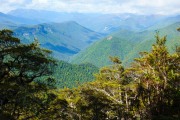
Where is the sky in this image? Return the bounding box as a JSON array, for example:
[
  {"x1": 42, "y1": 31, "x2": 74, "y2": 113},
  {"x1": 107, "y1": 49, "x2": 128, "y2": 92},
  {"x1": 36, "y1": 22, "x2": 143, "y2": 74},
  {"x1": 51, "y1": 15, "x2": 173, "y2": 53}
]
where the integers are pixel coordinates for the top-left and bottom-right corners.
[{"x1": 0, "y1": 0, "x2": 180, "y2": 15}]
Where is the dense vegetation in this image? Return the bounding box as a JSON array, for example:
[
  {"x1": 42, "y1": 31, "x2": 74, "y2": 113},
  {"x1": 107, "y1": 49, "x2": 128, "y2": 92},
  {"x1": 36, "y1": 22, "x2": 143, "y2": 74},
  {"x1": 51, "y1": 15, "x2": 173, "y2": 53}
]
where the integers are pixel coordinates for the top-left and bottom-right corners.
[
  {"x1": 0, "y1": 29, "x2": 179, "y2": 119},
  {"x1": 54, "y1": 61, "x2": 98, "y2": 88},
  {"x1": 0, "y1": 29, "x2": 56, "y2": 119}
]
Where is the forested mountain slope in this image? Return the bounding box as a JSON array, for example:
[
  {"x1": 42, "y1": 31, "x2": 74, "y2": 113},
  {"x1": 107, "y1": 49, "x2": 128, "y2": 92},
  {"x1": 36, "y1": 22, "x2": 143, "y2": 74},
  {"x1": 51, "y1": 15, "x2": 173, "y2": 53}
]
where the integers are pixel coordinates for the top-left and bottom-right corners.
[{"x1": 71, "y1": 22, "x2": 180, "y2": 67}]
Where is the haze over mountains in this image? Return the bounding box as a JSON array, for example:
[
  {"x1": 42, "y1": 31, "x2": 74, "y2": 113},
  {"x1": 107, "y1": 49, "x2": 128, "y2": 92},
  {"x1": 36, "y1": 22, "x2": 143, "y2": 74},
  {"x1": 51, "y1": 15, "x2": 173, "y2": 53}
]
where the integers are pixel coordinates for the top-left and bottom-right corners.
[
  {"x1": 0, "y1": 9, "x2": 180, "y2": 64},
  {"x1": 7, "y1": 9, "x2": 180, "y2": 33}
]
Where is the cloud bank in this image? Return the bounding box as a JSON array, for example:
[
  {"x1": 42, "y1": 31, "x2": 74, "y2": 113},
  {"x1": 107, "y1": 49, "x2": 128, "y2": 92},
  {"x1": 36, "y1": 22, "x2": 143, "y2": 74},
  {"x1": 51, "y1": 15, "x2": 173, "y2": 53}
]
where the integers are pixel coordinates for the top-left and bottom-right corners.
[{"x1": 0, "y1": 0, "x2": 180, "y2": 15}]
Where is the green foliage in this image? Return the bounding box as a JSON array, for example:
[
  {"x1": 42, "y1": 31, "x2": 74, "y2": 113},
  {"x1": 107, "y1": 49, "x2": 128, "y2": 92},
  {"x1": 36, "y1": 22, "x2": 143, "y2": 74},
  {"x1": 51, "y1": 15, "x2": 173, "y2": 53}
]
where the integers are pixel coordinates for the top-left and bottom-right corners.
[
  {"x1": 54, "y1": 61, "x2": 99, "y2": 88},
  {"x1": 126, "y1": 32, "x2": 180, "y2": 119},
  {"x1": 0, "y1": 29, "x2": 56, "y2": 119}
]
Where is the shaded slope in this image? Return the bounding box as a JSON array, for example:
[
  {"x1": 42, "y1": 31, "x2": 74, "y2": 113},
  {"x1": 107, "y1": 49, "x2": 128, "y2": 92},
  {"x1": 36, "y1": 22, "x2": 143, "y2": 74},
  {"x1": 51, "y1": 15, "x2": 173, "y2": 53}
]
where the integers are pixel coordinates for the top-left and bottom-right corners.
[{"x1": 14, "y1": 21, "x2": 104, "y2": 60}]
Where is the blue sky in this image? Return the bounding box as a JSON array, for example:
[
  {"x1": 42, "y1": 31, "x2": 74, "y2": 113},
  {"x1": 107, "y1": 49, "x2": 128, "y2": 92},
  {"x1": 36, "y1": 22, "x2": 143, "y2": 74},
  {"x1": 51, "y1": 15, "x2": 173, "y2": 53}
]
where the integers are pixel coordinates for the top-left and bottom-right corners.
[{"x1": 0, "y1": 0, "x2": 180, "y2": 15}]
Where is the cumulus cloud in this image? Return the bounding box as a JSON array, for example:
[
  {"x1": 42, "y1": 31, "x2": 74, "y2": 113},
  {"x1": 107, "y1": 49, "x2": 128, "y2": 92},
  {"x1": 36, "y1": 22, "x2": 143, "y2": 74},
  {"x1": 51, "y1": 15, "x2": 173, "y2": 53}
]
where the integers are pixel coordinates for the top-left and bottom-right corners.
[{"x1": 0, "y1": 0, "x2": 180, "y2": 15}]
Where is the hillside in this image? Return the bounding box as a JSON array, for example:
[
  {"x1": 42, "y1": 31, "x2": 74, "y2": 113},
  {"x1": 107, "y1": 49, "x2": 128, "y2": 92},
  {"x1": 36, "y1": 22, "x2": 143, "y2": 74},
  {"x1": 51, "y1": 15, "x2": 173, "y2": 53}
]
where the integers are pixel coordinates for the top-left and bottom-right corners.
[
  {"x1": 54, "y1": 61, "x2": 99, "y2": 88},
  {"x1": 71, "y1": 22, "x2": 180, "y2": 67},
  {"x1": 13, "y1": 21, "x2": 104, "y2": 60}
]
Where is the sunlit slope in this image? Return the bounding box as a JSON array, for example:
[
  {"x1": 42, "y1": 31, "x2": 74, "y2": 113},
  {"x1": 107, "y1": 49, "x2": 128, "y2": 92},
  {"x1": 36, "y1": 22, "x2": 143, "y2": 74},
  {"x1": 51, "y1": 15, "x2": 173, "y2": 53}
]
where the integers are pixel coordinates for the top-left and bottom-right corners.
[{"x1": 71, "y1": 22, "x2": 180, "y2": 67}]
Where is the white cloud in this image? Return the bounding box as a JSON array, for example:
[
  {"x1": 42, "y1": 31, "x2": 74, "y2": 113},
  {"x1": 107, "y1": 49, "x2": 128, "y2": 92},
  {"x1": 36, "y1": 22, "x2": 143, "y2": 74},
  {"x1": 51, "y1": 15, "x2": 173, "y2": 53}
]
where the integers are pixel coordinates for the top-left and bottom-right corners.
[
  {"x1": 0, "y1": 0, "x2": 28, "y2": 12},
  {"x1": 0, "y1": 0, "x2": 180, "y2": 15}
]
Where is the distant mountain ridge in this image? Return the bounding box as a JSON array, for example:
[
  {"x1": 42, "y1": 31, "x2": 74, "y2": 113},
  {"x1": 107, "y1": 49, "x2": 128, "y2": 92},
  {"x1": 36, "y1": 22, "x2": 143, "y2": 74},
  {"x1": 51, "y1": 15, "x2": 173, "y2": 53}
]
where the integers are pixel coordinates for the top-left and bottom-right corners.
[
  {"x1": 0, "y1": 12, "x2": 41, "y2": 26},
  {"x1": 8, "y1": 9, "x2": 180, "y2": 33}
]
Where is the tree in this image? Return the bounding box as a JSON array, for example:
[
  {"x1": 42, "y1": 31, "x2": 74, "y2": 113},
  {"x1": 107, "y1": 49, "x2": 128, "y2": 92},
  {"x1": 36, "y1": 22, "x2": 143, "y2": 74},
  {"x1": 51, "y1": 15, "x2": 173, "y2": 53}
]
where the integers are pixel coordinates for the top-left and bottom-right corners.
[
  {"x1": 0, "y1": 29, "x2": 56, "y2": 119},
  {"x1": 126, "y1": 32, "x2": 180, "y2": 119}
]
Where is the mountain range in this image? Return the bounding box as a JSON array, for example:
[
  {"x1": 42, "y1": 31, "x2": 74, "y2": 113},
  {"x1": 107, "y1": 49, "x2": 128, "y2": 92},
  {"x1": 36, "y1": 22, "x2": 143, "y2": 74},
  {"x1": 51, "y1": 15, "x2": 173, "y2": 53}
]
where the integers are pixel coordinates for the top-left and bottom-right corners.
[{"x1": 8, "y1": 9, "x2": 180, "y2": 33}]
